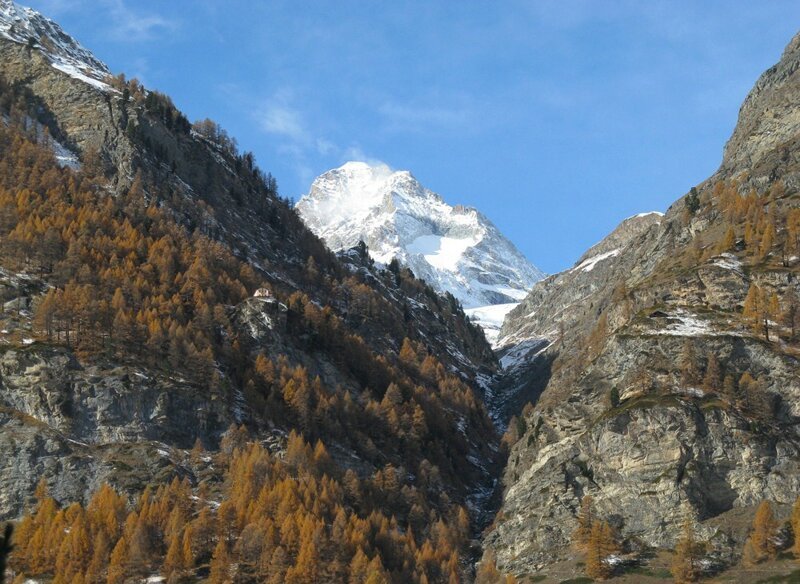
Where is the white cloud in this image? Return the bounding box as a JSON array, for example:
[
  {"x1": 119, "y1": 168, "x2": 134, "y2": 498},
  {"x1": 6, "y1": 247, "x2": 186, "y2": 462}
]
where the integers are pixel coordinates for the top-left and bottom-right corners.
[
  {"x1": 341, "y1": 146, "x2": 387, "y2": 168},
  {"x1": 377, "y1": 99, "x2": 472, "y2": 133},
  {"x1": 32, "y1": 0, "x2": 174, "y2": 41},
  {"x1": 101, "y1": 0, "x2": 174, "y2": 42},
  {"x1": 261, "y1": 103, "x2": 308, "y2": 143},
  {"x1": 257, "y1": 91, "x2": 390, "y2": 190}
]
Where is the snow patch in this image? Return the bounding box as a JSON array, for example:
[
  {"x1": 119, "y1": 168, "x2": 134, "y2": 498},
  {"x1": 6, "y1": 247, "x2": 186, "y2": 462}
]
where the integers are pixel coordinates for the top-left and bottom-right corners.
[
  {"x1": 50, "y1": 61, "x2": 111, "y2": 92},
  {"x1": 574, "y1": 248, "x2": 620, "y2": 273},
  {"x1": 626, "y1": 211, "x2": 664, "y2": 221},
  {"x1": 656, "y1": 310, "x2": 711, "y2": 336},
  {"x1": 711, "y1": 253, "x2": 744, "y2": 274},
  {"x1": 499, "y1": 337, "x2": 550, "y2": 370},
  {"x1": 51, "y1": 137, "x2": 80, "y2": 169}
]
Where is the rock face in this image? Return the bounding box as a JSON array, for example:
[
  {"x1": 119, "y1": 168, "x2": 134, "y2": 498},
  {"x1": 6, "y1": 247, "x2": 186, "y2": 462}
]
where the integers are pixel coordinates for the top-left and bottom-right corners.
[
  {"x1": 722, "y1": 31, "x2": 800, "y2": 176},
  {"x1": 297, "y1": 161, "x2": 544, "y2": 313},
  {"x1": 484, "y1": 32, "x2": 800, "y2": 575}
]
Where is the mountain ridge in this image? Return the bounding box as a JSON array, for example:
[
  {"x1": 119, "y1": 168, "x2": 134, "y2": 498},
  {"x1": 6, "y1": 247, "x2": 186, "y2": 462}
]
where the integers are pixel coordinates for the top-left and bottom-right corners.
[{"x1": 483, "y1": 28, "x2": 800, "y2": 579}]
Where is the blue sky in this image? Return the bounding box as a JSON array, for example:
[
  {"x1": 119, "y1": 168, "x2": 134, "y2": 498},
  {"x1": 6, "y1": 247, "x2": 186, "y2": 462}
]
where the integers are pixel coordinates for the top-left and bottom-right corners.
[{"x1": 26, "y1": 0, "x2": 800, "y2": 273}]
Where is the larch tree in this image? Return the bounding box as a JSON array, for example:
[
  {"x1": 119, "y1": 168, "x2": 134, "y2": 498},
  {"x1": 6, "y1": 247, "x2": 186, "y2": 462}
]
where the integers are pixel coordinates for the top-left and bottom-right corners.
[
  {"x1": 671, "y1": 515, "x2": 698, "y2": 583},
  {"x1": 585, "y1": 520, "x2": 617, "y2": 580},
  {"x1": 743, "y1": 283, "x2": 779, "y2": 341},
  {"x1": 475, "y1": 549, "x2": 502, "y2": 584},
  {"x1": 573, "y1": 495, "x2": 595, "y2": 550},
  {"x1": 208, "y1": 538, "x2": 232, "y2": 584},
  {"x1": 106, "y1": 536, "x2": 129, "y2": 584},
  {"x1": 744, "y1": 501, "x2": 779, "y2": 565},
  {"x1": 703, "y1": 352, "x2": 722, "y2": 393},
  {"x1": 792, "y1": 496, "x2": 800, "y2": 558}
]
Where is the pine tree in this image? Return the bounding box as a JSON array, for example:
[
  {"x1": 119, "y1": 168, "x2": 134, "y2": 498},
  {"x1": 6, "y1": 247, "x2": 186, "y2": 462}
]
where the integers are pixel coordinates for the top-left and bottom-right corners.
[
  {"x1": 107, "y1": 536, "x2": 128, "y2": 584},
  {"x1": 716, "y1": 226, "x2": 736, "y2": 254},
  {"x1": 759, "y1": 222, "x2": 775, "y2": 260},
  {"x1": 163, "y1": 526, "x2": 186, "y2": 577},
  {"x1": 573, "y1": 495, "x2": 594, "y2": 549},
  {"x1": 475, "y1": 549, "x2": 503, "y2": 583},
  {"x1": 792, "y1": 496, "x2": 800, "y2": 558},
  {"x1": 783, "y1": 287, "x2": 799, "y2": 341},
  {"x1": 585, "y1": 520, "x2": 616, "y2": 580},
  {"x1": 54, "y1": 511, "x2": 91, "y2": 583},
  {"x1": 208, "y1": 539, "x2": 231, "y2": 584},
  {"x1": 722, "y1": 374, "x2": 737, "y2": 404},
  {"x1": 671, "y1": 515, "x2": 697, "y2": 583},
  {"x1": 744, "y1": 501, "x2": 779, "y2": 565},
  {"x1": 702, "y1": 352, "x2": 722, "y2": 393},
  {"x1": 268, "y1": 545, "x2": 289, "y2": 584},
  {"x1": 743, "y1": 284, "x2": 777, "y2": 341},
  {"x1": 85, "y1": 531, "x2": 110, "y2": 583},
  {"x1": 680, "y1": 340, "x2": 700, "y2": 386}
]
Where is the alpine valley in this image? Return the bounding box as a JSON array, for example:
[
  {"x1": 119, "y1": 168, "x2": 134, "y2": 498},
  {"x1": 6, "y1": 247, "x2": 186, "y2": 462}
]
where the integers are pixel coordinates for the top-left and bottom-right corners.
[{"x1": 0, "y1": 1, "x2": 800, "y2": 584}]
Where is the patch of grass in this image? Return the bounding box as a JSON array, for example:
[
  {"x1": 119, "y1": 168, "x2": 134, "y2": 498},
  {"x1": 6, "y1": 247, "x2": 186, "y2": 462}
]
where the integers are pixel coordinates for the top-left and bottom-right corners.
[
  {"x1": 700, "y1": 397, "x2": 729, "y2": 411},
  {"x1": 755, "y1": 568, "x2": 800, "y2": 583},
  {"x1": 626, "y1": 566, "x2": 672, "y2": 578},
  {"x1": 528, "y1": 576, "x2": 547, "y2": 583},
  {"x1": 592, "y1": 393, "x2": 684, "y2": 428},
  {"x1": 559, "y1": 578, "x2": 593, "y2": 584}
]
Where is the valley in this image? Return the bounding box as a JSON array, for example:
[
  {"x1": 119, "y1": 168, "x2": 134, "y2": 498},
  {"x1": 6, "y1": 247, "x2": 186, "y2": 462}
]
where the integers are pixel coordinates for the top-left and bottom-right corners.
[{"x1": 1, "y1": 1, "x2": 800, "y2": 583}]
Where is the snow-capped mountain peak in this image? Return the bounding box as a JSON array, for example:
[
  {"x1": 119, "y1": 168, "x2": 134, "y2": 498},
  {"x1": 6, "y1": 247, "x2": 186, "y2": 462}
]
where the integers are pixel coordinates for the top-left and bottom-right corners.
[
  {"x1": 0, "y1": 0, "x2": 112, "y2": 91},
  {"x1": 297, "y1": 161, "x2": 545, "y2": 342}
]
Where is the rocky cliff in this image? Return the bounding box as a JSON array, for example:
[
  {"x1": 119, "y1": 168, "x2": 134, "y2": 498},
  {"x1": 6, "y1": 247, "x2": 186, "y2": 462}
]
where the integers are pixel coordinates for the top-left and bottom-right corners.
[{"x1": 484, "y1": 31, "x2": 800, "y2": 578}]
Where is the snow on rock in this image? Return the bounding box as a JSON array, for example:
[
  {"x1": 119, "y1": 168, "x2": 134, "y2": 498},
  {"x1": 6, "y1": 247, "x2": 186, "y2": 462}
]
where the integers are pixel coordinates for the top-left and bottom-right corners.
[
  {"x1": 627, "y1": 211, "x2": 664, "y2": 221},
  {"x1": 574, "y1": 248, "x2": 620, "y2": 273},
  {"x1": 51, "y1": 136, "x2": 80, "y2": 169},
  {"x1": 0, "y1": 0, "x2": 112, "y2": 91},
  {"x1": 499, "y1": 337, "x2": 550, "y2": 370},
  {"x1": 297, "y1": 161, "x2": 544, "y2": 311},
  {"x1": 652, "y1": 309, "x2": 714, "y2": 337},
  {"x1": 712, "y1": 252, "x2": 745, "y2": 275}
]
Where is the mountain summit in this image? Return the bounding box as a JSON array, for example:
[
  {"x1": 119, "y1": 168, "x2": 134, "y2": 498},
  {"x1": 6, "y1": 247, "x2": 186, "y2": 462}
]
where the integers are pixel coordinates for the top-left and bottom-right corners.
[
  {"x1": 0, "y1": 0, "x2": 110, "y2": 90},
  {"x1": 297, "y1": 161, "x2": 544, "y2": 340}
]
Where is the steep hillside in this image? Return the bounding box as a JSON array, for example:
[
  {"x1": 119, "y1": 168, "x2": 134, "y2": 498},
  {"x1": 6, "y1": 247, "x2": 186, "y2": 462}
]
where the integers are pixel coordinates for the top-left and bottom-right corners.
[
  {"x1": 484, "y1": 32, "x2": 800, "y2": 580},
  {"x1": 297, "y1": 161, "x2": 544, "y2": 344},
  {"x1": 0, "y1": 2, "x2": 501, "y2": 582}
]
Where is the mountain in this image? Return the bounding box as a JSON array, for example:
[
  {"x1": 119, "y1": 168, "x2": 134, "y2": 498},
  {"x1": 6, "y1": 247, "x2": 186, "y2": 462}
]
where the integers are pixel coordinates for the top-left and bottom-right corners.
[
  {"x1": 297, "y1": 161, "x2": 544, "y2": 343},
  {"x1": 0, "y1": 3, "x2": 502, "y2": 582},
  {"x1": 0, "y1": 0, "x2": 109, "y2": 88},
  {"x1": 483, "y1": 32, "x2": 800, "y2": 579}
]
